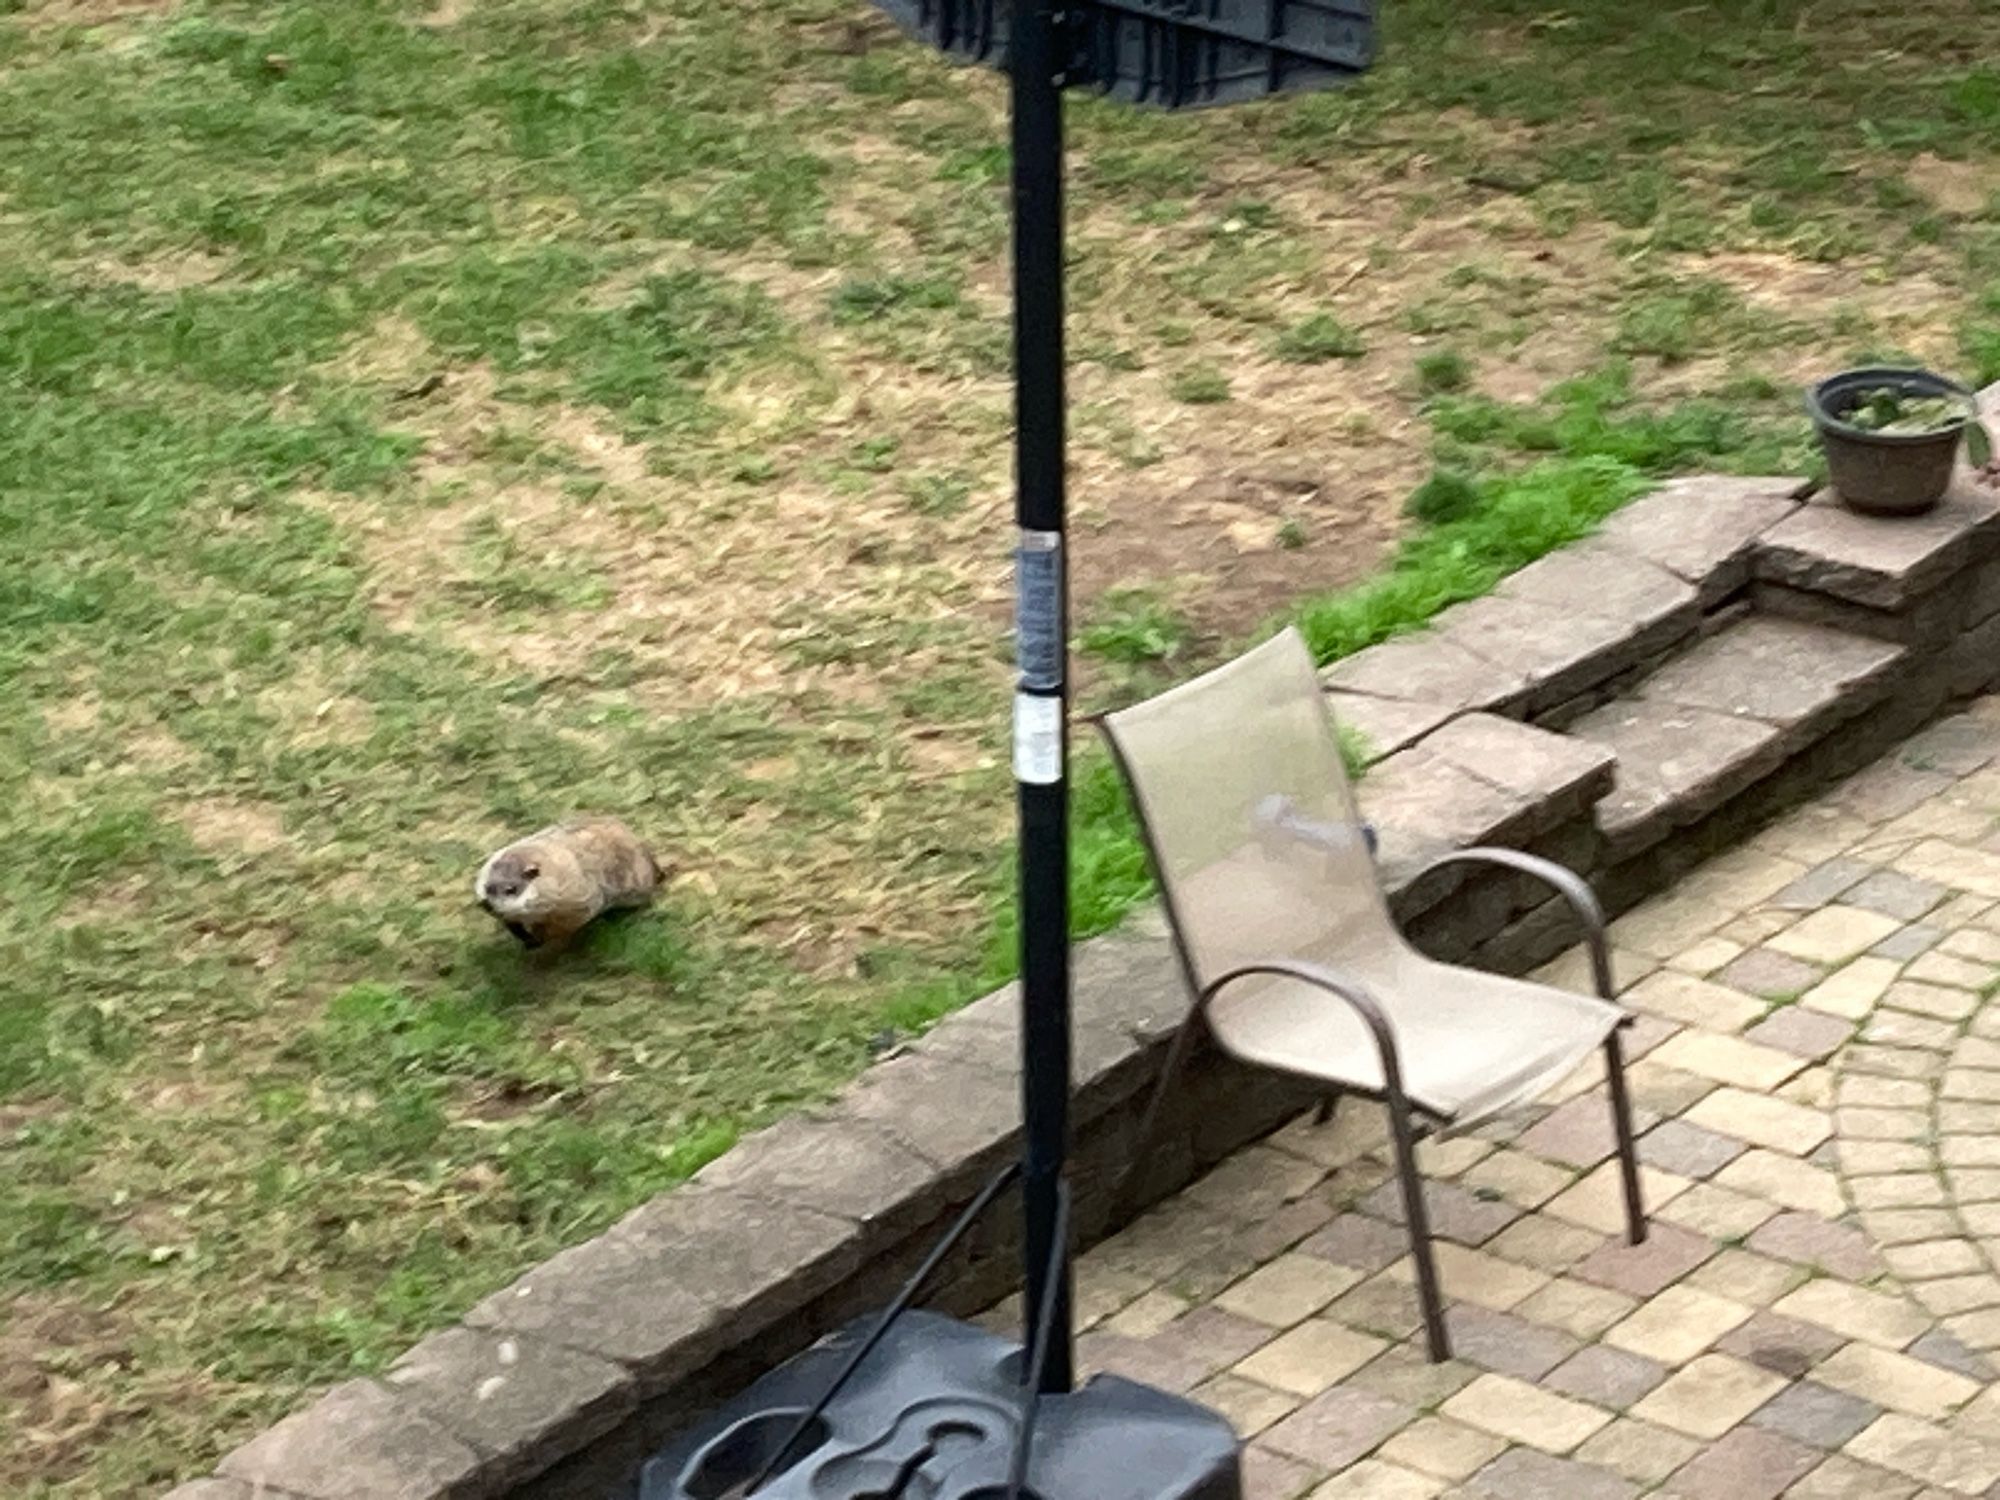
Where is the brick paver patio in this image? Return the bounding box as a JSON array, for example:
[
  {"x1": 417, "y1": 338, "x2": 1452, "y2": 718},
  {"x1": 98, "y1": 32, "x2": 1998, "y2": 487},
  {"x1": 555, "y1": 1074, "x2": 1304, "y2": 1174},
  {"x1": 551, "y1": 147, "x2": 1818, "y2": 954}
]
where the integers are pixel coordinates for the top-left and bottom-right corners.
[{"x1": 986, "y1": 700, "x2": 2000, "y2": 1500}]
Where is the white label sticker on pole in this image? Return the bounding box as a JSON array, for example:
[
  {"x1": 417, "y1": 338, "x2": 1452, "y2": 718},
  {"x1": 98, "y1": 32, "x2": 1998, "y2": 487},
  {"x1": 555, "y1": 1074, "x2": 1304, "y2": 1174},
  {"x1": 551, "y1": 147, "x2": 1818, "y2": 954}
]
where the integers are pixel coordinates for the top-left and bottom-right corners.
[{"x1": 1013, "y1": 692, "x2": 1063, "y2": 785}]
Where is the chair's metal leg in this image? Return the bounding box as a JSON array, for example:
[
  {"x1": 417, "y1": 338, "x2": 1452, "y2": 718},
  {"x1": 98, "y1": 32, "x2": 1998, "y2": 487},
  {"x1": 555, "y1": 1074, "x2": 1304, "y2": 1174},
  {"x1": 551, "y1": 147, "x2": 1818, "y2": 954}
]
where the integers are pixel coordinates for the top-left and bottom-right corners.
[
  {"x1": 1604, "y1": 1028, "x2": 1647, "y2": 1246},
  {"x1": 1116, "y1": 1011, "x2": 1205, "y2": 1213},
  {"x1": 1386, "y1": 1094, "x2": 1450, "y2": 1362},
  {"x1": 1581, "y1": 903, "x2": 1645, "y2": 1246}
]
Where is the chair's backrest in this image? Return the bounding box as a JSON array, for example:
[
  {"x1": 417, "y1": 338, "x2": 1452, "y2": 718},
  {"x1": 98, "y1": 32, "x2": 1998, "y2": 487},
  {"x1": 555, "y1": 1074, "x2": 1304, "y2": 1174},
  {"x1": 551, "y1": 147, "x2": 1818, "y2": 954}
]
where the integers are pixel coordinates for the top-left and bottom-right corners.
[{"x1": 1100, "y1": 626, "x2": 1395, "y2": 996}]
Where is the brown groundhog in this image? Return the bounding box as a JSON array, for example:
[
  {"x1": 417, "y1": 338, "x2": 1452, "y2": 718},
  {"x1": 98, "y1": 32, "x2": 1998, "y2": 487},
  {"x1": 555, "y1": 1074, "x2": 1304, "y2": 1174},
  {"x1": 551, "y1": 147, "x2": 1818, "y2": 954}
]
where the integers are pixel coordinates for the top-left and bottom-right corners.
[{"x1": 474, "y1": 818, "x2": 661, "y2": 948}]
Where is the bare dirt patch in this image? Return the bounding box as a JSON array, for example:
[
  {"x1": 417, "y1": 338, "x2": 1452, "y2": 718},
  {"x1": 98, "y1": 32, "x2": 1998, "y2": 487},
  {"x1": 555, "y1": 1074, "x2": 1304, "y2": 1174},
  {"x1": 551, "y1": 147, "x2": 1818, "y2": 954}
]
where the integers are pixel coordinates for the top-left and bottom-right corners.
[
  {"x1": 81, "y1": 248, "x2": 230, "y2": 293},
  {"x1": 15, "y1": 0, "x2": 176, "y2": 24},
  {"x1": 175, "y1": 798, "x2": 288, "y2": 858},
  {"x1": 1907, "y1": 152, "x2": 1993, "y2": 217},
  {"x1": 0, "y1": 1294, "x2": 136, "y2": 1491}
]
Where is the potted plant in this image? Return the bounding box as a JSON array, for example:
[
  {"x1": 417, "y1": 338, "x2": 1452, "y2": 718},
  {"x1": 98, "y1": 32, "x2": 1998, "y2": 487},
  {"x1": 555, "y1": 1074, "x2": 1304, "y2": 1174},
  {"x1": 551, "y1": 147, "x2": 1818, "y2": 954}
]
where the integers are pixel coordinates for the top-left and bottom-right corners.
[{"x1": 1806, "y1": 365, "x2": 1993, "y2": 516}]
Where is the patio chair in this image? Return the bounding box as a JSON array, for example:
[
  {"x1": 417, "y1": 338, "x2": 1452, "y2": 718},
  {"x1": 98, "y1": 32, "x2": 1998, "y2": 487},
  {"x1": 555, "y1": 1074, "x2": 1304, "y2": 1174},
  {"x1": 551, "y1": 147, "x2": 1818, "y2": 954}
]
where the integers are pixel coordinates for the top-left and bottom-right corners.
[{"x1": 1096, "y1": 626, "x2": 1645, "y2": 1363}]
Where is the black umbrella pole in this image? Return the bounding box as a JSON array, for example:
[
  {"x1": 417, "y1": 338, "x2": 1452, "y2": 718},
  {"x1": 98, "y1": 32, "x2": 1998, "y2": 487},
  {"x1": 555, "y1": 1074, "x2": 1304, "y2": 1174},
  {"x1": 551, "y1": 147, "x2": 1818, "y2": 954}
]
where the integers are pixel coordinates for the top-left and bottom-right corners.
[{"x1": 1010, "y1": 0, "x2": 1073, "y2": 1396}]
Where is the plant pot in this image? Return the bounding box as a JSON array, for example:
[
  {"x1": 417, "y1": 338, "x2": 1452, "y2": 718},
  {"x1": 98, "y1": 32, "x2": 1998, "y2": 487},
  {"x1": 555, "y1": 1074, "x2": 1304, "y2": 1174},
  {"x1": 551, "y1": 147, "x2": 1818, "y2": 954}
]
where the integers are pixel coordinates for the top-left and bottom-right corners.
[{"x1": 1806, "y1": 366, "x2": 1973, "y2": 517}]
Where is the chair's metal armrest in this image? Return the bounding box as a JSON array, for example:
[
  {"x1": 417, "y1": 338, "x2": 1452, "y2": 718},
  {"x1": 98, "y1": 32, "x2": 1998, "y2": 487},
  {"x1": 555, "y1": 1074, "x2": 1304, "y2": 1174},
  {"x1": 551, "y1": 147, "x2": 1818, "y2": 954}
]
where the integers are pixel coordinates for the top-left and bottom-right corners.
[
  {"x1": 1410, "y1": 846, "x2": 1619, "y2": 1004},
  {"x1": 1199, "y1": 959, "x2": 1414, "y2": 1104}
]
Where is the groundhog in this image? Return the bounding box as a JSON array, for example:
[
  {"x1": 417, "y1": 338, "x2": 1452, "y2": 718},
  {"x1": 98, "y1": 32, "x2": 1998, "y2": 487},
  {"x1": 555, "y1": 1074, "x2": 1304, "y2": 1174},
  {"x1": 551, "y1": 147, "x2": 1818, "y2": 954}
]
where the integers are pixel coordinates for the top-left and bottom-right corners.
[{"x1": 475, "y1": 818, "x2": 661, "y2": 948}]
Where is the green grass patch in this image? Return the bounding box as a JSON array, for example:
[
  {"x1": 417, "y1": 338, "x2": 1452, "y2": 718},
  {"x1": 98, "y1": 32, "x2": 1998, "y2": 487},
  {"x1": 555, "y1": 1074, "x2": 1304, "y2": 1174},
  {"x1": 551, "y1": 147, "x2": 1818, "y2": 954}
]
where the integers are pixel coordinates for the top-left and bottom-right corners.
[
  {"x1": 1169, "y1": 363, "x2": 1232, "y2": 404},
  {"x1": 4, "y1": 0, "x2": 1997, "y2": 1490},
  {"x1": 1276, "y1": 311, "x2": 1367, "y2": 363}
]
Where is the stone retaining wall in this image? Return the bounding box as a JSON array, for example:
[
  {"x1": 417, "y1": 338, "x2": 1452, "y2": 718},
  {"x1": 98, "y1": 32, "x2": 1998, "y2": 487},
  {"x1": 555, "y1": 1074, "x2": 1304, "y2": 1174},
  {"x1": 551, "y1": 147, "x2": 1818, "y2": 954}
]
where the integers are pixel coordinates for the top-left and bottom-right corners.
[{"x1": 175, "y1": 383, "x2": 2000, "y2": 1500}]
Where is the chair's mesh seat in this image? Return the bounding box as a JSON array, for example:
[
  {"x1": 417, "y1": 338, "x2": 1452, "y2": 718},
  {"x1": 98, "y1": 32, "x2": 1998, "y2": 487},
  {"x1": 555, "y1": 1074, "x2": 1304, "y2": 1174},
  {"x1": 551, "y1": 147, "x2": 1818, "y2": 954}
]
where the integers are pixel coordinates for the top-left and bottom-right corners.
[{"x1": 1106, "y1": 627, "x2": 1622, "y2": 1128}]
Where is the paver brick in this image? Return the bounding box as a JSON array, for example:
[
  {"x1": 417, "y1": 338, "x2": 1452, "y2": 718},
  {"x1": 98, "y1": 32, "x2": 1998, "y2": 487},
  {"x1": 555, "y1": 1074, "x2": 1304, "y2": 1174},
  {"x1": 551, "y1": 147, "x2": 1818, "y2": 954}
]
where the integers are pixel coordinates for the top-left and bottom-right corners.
[
  {"x1": 1840, "y1": 1073, "x2": 1934, "y2": 1107},
  {"x1": 1359, "y1": 1179, "x2": 1522, "y2": 1247},
  {"x1": 1546, "y1": 1343, "x2": 1669, "y2": 1409},
  {"x1": 1771, "y1": 907, "x2": 1906, "y2": 964},
  {"x1": 1861, "y1": 1209, "x2": 1961, "y2": 1245},
  {"x1": 1945, "y1": 1164, "x2": 2000, "y2": 1200},
  {"x1": 1715, "y1": 1150, "x2": 1846, "y2": 1216},
  {"x1": 1244, "y1": 1442, "x2": 1325, "y2": 1500},
  {"x1": 1463, "y1": 1446, "x2": 1637, "y2": 1500},
  {"x1": 1194, "y1": 1374, "x2": 1303, "y2": 1438},
  {"x1": 1439, "y1": 1305, "x2": 1580, "y2": 1380},
  {"x1": 1233, "y1": 1319, "x2": 1385, "y2": 1398},
  {"x1": 1630, "y1": 1352, "x2": 1787, "y2": 1438},
  {"x1": 1873, "y1": 925, "x2": 1944, "y2": 962},
  {"x1": 1346, "y1": 1345, "x2": 1477, "y2": 1409},
  {"x1": 1483, "y1": 1215, "x2": 1608, "y2": 1273},
  {"x1": 1378, "y1": 1416, "x2": 1507, "y2": 1482},
  {"x1": 1105, "y1": 1289, "x2": 1192, "y2": 1338},
  {"x1": 1640, "y1": 1119, "x2": 1748, "y2": 1178},
  {"x1": 1262, "y1": 1385, "x2": 1418, "y2": 1472},
  {"x1": 1380, "y1": 1242, "x2": 1550, "y2": 1313},
  {"x1": 1323, "y1": 1274, "x2": 1425, "y2": 1343},
  {"x1": 1942, "y1": 1135, "x2": 2000, "y2": 1166},
  {"x1": 1746, "y1": 1213, "x2": 1884, "y2": 1281},
  {"x1": 1786, "y1": 1455, "x2": 1921, "y2": 1500},
  {"x1": 1801, "y1": 957, "x2": 1903, "y2": 1018},
  {"x1": 1219, "y1": 1254, "x2": 1366, "y2": 1328},
  {"x1": 1941, "y1": 927, "x2": 2000, "y2": 963},
  {"x1": 1942, "y1": 1069, "x2": 2000, "y2": 1101},
  {"x1": 1906, "y1": 951, "x2": 1994, "y2": 990},
  {"x1": 1298, "y1": 1215, "x2": 1411, "y2": 1274},
  {"x1": 1884, "y1": 981, "x2": 1980, "y2": 1022},
  {"x1": 1747, "y1": 1006, "x2": 1856, "y2": 1059},
  {"x1": 1188, "y1": 1146, "x2": 1333, "y2": 1221},
  {"x1": 1773, "y1": 1281, "x2": 1933, "y2": 1350},
  {"x1": 1914, "y1": 1325, "x2": 1999, "y2": 1382},
  {"x1": 1576, "y1": 1416, "x2": 1702, "y2": 1485},
  {"x1": 1514, "y1": 1095, "x2": 1621, "y2": 1169},
  {"x1": 1459, "y1": 1149, "x2": 1575, "y2": 1208},
  {"x1": 1846, "y1": 1043, "x2": 1946, "y2": 1081},
  {"x1": 1850, "y1": 1172, "x2": 1949, "y2": 1208},
  {"x1": 1669, "y1": 936, "x2": 1746, "y2": 976},
  {"x1": 1843, "y1": 1413, "x2": 2000, "y2": 1493},
  {"x1": 1661, "y1": 1424, "x2": 1819, "y2": 1499},
  {"x1": 1774, "y1": 858, "x2": 1876, "y2": 910},
  {"x1": 1718, "y1": 947, "x2": 1828, "y2": 1000},
  {"x1": 1883, "y1": 1240, "x2": 1987, "y2": 1280},
  {"x1": 1901, "y1": 838, "x2": 2000, "y2": 899},
  {"x1": 1605, "y1": 1284, "x2": 1754, "y2": 1364},
  {"x1": 1515, "y1": 1276, "x2": 1638, "y2": 1339},
  {"x1": 1442, "y1": 1373, "x2": 1612, "y2": 1453},
  {"x1": 1716, "y1": 1310, "x2": 1848, "y2": 1378},
  {"x1": 1750, "y1": 1380, "x2": 1882, "y2": 1448},
  {"x1": 1812, "y1": 1342, "x2": 1981, "y2": 1420},
  {"x1": 1685, "y1": 1088, "x2": 1833, "y2": 1154},
  {"x1": 1624, "y1": 971, "x2": 1769, "y2": 1033},
  {"x1": 1687, "y1": 1249, "x2": 1808, "y2": 1308},
  {"x1": 1574, "y1": 1223, "x2": 1716, "y2": 1298},
  {"x1": 1846, "y1": 870, "x2": 1950, "y2": 921},
  {"x1": 1725, "y1": 909, "x2": 1804, "y2": 946},
  {"x1": 1648, "y1": 1030, "x2": 1805, "y2": 1089},
  {"x1": 1546, "y1": 1162, "x2": 1689, "y2": 1236},
  {"x1": 1864, "y1": 1010, "x2": 1960, "y2": 1051},
  {"x1": 1659, "y1": 1181, "x2": 1781, "y2": 1240},
  {"x1": 1306, "y1": 1458, "x2": 1442, "y2": 1500}
]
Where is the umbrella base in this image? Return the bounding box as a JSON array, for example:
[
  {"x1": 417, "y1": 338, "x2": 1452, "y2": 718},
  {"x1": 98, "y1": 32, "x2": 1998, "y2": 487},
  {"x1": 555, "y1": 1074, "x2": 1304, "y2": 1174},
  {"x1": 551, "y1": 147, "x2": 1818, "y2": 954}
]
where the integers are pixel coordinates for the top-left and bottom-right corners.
[{"x1": 637, "y1": 1309, "x2": 1241, "y2": 1499}]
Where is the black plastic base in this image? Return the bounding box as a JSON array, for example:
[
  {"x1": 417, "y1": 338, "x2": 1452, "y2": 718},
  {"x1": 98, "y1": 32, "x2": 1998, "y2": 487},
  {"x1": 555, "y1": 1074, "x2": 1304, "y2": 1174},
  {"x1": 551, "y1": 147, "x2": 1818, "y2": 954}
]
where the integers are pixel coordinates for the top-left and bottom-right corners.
[{"x1": 636, "y1": 1311, "x2": 1241, "y2": 1500}]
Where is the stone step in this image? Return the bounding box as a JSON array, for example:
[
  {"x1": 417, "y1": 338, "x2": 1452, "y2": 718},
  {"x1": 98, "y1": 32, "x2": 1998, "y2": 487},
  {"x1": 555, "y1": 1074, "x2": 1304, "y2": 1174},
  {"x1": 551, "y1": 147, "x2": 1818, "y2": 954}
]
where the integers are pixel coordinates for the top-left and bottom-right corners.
[
  {"x1": 1321, "y1": 477, "x2": 1807, "y2": 725},
  {"x1": 1569, "y1": 614, "x2": 1907, "y2": 859},
  {"x1": 1353, "y1": 712, "x2": 1616, "y2": 919}
]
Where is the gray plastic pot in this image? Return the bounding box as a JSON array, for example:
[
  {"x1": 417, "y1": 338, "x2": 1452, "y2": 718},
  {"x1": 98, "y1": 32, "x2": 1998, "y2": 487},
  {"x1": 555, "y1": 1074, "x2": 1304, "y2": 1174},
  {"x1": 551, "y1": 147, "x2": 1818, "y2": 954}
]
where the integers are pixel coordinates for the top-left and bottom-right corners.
[{"x1": 1806, "y1": 366, "x2": 1973, "y2": 517}]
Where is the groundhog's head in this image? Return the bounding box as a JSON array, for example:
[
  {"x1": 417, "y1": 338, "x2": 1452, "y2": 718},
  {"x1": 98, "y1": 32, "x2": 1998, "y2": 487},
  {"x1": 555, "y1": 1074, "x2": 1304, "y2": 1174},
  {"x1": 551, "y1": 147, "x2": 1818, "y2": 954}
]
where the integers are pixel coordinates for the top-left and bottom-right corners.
[{"x1": 476, "y1": 847, "x2": 549, "y2": 946}]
